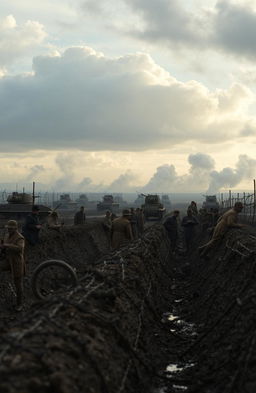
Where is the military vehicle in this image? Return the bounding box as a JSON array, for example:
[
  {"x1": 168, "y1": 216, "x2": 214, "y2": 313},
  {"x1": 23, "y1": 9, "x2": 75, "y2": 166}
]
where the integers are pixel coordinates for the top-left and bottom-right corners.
[
  {"x1": 202, "y1": 195, "x2": 219, "y2": 212},
  {"x1": 97, "y1": 195, "x2": 119, "y2": 212},
  {"x1": 141, "y1": 194, "x2": 166, "y2": 221},
  {"x1": 76, "y1": 194, "x2": 89, "y2": 207},
  {"x1": 53, "y1": 194, "x2": 77, "y2": 210},
  {"x1": 0, "y1": 192, "x2": 50, "y2": 221}
]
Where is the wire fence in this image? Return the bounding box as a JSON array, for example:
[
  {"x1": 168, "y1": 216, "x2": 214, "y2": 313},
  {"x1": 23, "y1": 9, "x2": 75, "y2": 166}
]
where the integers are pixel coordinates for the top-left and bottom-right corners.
[{"x1": 219, "y1": 180, "x2": 256, "y2": 225}]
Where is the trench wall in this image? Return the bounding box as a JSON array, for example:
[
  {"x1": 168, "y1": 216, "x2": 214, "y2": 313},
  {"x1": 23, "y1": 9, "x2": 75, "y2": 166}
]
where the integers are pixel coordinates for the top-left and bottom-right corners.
[
  {"x1": 0, "y1": 222, "x2": 174, "y2": 393},
  {"x1": 183, "y1": 227, "x2": 256, "y2": 393}
]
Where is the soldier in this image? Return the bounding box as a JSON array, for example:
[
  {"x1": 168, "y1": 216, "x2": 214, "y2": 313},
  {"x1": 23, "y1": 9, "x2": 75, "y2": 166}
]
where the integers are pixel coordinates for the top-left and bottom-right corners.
[
  {"x1": 111, "y1": 209, "x2": 133, "y2": 249},
  {"x1": 188, "y1": 201, "x2": 198, "y2": 216},
  {"x1": 130, "y1": 207, "x2": 138, "y2": 239},
  {"x1": 136, "y1": 208, "x2": 145, "y2": 236},
  {"x1": 22, "y1": 205, "x2": 42, "y2": 245},
  {"x1": 74, "y1": 206, "x2": 86, "y2": 225},
  {"x1": 163, "y1": 210, "x2": 180, "y2": 253},
  {"x1": 181, "y1": 209, "x2": 199, "y2": 252},
  {"x1": 198, "y1": 201, "x2": 245, "y2": 258},
  {"x1": 0, "y1": 220, "x2": 25, "y2": 311},
  {"x1": 47, "y1": 211, "x2": 62, "y2": 231},
  {"x1": 102, "y1": 210, "x2": 112, "y2": 248}
]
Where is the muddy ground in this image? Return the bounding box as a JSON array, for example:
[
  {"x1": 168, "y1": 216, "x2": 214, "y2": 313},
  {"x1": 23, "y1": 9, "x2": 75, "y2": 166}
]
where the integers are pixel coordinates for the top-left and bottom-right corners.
[{"x1": 0, "y1": 218, "x2": 256, "y2": 392}]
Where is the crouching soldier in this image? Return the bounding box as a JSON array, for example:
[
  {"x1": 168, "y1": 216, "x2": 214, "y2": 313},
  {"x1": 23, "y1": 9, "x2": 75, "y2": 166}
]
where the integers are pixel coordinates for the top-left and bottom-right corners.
[{"x1": 0, "y1": 220, "x2": 25, "y2": 311}]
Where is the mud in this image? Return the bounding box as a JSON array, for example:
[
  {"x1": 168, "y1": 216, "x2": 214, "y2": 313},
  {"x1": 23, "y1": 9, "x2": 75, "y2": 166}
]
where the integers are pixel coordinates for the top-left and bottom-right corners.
[
  {"x1": 0, "y1": 217, "x2": 256, "y2": 393},
  {"x1": 0, "y1": 220, "x2": 176, "y2": 393}
]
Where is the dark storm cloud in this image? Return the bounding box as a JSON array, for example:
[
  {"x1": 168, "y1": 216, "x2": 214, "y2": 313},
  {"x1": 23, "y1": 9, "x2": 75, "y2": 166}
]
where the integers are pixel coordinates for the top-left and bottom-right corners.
[{"x1": 81, "y1": 0, "x2": 256, "y2": 60}]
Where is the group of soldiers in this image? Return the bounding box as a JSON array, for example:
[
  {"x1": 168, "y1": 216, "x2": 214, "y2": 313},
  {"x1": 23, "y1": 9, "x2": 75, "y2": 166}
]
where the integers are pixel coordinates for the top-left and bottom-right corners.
[
  {"x1": 163, "y1": 201, "x2": 200, "y2": 254},
  {"x1": 103, "y1": 207, "x2": 145, "y2": 249},
  {"x1": 0, "y1": 204, "x2": 87, "y2": 312},
  {"x1": 0, "y1": 198, "x2": 246, "y2": 312},
  {"x1": 163, "y1": 200, "x2": 246, "y2": 258}
]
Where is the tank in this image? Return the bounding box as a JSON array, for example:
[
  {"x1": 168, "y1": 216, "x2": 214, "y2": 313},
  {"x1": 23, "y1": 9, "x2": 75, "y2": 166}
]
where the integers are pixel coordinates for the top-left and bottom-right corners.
[
  {"x1": 53, "y1": 194, "x2": 77, "y2": 210},
  {"x1": 97, "y1": 195, "x2": 119, "y2": 212},
  {"x1": 76, "y1": 194, "x2": 89, "y2": 207},
  {"x1": 142, "y1": 194, "x2": 166, "y2": 220},
  {"x1": 202, "y1": 195, "x2": 219, "y2": 212},
  {"x1": 0, "y1": 192, "x2": 50, "y2": 221}
]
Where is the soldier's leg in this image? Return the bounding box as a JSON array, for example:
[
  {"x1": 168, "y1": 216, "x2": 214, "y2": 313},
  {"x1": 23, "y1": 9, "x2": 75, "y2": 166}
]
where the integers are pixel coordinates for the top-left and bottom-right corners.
[{"x1": 11, "y1": 261, "x2": 24, "y2": 309}]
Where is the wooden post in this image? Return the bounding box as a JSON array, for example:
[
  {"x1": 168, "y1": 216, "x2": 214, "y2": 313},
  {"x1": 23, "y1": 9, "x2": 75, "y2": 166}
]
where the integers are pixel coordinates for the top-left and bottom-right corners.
[
  {"x1": 253, "y1": 179, "x2": 256, "y2": 224},
  {"x1": 32, "y1": 181, "x2": 35, "y2": 206}
]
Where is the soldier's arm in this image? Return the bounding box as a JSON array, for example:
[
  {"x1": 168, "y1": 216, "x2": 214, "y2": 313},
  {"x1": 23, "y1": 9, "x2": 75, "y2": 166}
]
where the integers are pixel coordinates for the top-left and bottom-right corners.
[
  {"x1": 226, "y1": 215, "x2": 244, "y2": 228},
  {"x1": 3, "y1": 238, "x2": 25, "y2": 253}
]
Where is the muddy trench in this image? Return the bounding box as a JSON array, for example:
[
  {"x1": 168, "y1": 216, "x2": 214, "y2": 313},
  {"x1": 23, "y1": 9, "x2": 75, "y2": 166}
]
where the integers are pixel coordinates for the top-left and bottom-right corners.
[{"x1": 0, "y1": 220, "x2": 256, "y2": 393}]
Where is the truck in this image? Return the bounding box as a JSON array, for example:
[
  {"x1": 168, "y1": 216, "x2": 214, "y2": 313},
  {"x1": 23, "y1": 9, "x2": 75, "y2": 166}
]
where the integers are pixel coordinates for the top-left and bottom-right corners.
[
  {"x1": 97, "y1": 195, "x2": 119, "y2": 212},
  {"x1": 141, "y1": 194, "x2": 166, "y2": 221}
]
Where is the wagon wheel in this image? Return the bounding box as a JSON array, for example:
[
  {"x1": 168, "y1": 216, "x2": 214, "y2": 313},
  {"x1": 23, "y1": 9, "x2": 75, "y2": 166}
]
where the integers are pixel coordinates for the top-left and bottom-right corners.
[{"x1": 31, "y1": 259, "x2": 78, "y2": 300}]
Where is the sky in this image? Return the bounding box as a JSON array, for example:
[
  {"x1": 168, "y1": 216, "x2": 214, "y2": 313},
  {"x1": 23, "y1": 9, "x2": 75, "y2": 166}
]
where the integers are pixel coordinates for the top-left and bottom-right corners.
[{"x1": 1, "y1": 0, "x2": 256, "y2": 193}]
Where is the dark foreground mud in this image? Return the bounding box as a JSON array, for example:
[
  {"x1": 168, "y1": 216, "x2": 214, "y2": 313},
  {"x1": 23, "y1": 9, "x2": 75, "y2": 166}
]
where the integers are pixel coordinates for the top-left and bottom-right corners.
[
  {"x1": 1, "y1": 219, "x2": 256, "y2": 393},
  {"x1": 155, "y1": 226, "x2": 256, "y2": 393},
  {"x1": 0, "y1": 222, "x2": 176, "y2": 393}
]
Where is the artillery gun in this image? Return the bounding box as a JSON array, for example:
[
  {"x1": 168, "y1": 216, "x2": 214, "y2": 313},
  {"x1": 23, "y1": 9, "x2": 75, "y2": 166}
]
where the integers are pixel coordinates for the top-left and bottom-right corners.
[
  {"x1": 141, "y1": 194, "x2": 166, "y2": 221},
  {"x1": 97, "y1": 195, "x2": 119, "y2": 212}
]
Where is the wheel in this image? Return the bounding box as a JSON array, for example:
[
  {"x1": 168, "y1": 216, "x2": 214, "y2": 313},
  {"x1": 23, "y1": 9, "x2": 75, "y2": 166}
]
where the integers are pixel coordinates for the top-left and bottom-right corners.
[{"x1": 31, "y1": 259, "x2": 78, "y2": 300}]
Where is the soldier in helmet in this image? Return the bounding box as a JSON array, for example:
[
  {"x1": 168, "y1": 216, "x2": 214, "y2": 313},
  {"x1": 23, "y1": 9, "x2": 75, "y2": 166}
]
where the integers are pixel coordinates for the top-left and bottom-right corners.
[
  {"x1": 111, "y1": 209, "x2": 133, "y2": 249},
  {"x1": 0, "y1": 220, "x2": 25, "y2": 311}
]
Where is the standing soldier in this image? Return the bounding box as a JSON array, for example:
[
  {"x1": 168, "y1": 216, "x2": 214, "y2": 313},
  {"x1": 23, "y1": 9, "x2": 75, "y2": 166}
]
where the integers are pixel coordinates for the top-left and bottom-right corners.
[
  {"x1": 0, "y1": 220, "x2": 25, "y2": 311},
  {"x1": 74, "y1": 206, "x2": 86, "y2": 225},
  {"x1": 181, "y1": 209, "x2": 199, "y2": 252},
  {"x1": 130, "y1": 207, "x2": 138, "y2": 239},
  {"x1": 22, "y1": 205, "x2": 42, "y2": 246},
  {"x1": 136, "y1": 208, "x2": 145, "y2": 236},
  {"x1": 188, "y1": 201, "x2": 198, "y2": 216},
  {"x1": 163, "y1": 210, "x2": 180, "y2": 253},
  {"x1": 47, "y1": 211, "x2": 62, "y2": 231},
  {"x1": 102, "y1": 210, "x2": 112, "y2": 248},
  {"x1": 111, "y1": 209, "x2": 133, "y2": 249},
  {"x1": 198, "y1": 202, "x2": 245, "y2": 258}
]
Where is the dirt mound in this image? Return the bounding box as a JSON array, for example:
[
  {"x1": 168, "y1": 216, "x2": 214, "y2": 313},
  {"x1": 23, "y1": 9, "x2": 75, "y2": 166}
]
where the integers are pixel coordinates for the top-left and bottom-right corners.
[
  {"x1": 173, "y1": 227, "x2": 256, "y2": 393},
  {"x1": 0, "y1": 224, "x2": 175, "y2": 393}
]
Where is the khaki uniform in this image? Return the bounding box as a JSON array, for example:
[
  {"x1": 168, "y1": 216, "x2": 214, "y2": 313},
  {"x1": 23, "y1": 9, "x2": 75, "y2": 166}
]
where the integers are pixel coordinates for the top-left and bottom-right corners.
[
  {"x1": 47, "y1": 214, "x2": 61, "y2": 230},
  {"x1": 0, "y1": 231, "x2": 25, "y2": 305},
  {"x1": 199, "y1": 208, "x2": 241, "y2": 255},
  {"x1": 111, "y1": 217, "x2": 133, "y2": 249}
]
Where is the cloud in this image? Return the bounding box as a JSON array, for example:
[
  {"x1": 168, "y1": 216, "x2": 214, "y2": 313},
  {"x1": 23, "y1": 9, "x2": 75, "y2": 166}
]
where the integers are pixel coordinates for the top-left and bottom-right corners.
[
  {"x1": 0, "y1": 46, "x2": 254, "y2": 152},
  {"x1": 24, "y1": 164, "x2": 45, "y2": 181},
  {"x1": 142, "y1": 153, "x2": 256, "y2": 193},
  {"x1": 80, "y1": 0, "x2": 256, "y2": 61},
  {"x1": 208, "y1": 154, "x2": 256, "y2": 193},
  {"x1": 0, "y1": 15, "x2": 47, "y2": 67},
  {"x1": 107, "y1": 171, "x2": 138, "y2": 192}
]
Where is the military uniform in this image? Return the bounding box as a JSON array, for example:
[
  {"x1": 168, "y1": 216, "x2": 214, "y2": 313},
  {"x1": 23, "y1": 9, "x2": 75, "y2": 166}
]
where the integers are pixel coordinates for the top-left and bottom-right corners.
[
  {"x1": 0, "y1": 228, "x2": 25, "y2": 308},
  {"x1": 111, "y1": 216, "x2": 133, "y2": 249},
  {"x1": 199, "y1": 208, "x2": 242, "y2": 256},
  {"x1": 74, "y1": 210, "x2": 86, "y2": 225}
]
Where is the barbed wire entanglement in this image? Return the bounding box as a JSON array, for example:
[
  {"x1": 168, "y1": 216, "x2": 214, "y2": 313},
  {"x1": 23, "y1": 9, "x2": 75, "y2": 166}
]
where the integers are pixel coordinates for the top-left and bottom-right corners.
[
  {"x1": 0, "y1": 224, "x2": 174, "y2": 393},
  {"x1": 219, "y1": 179, "x2": 256, "y2": 225}
]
